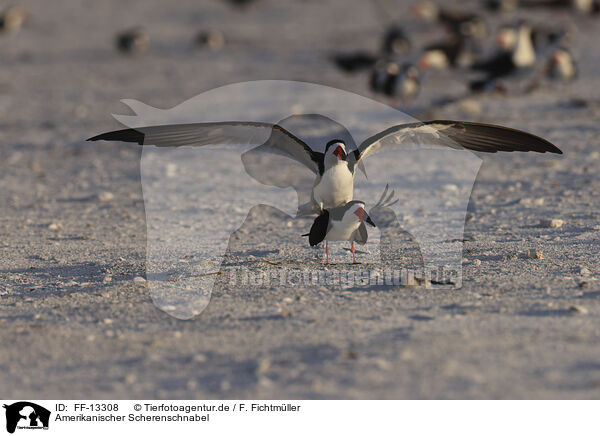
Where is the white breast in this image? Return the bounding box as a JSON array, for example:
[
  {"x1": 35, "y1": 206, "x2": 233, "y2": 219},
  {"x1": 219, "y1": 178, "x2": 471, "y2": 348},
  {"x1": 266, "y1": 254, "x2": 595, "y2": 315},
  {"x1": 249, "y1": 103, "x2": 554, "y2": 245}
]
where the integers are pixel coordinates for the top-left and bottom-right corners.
[
  {"x1": 325, "y1": 217, "x2": 361, "y2": 242},
  {"x1": 313, "y1": 162, "x2": 354, "y2": 209}
]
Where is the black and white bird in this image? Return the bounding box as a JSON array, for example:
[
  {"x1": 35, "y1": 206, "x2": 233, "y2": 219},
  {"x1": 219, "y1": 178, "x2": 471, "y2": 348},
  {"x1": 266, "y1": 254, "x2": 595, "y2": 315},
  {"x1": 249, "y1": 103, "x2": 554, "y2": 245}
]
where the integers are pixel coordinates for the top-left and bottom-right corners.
[
  {"x1": 88, "y1": 115, "x2": 562, "y2": 216},
  {"x1": 470, "y1": 21, "x2": 536, "y2": 81},
  {"x1": 304, "y1": 201, "x2": 376, "y2": 264},
  {"x1": 547, "y1": 47, "x2": 578, "y2": 81},
  {"x1": 303, "y1": 185, "x2": 397, "y2": 264},
  {"x1": 495, "y1": 23, "x2": 565, "y2": 54},
  {"x1": 370, "y1": 61, "x2": 421, "y2": 100}
]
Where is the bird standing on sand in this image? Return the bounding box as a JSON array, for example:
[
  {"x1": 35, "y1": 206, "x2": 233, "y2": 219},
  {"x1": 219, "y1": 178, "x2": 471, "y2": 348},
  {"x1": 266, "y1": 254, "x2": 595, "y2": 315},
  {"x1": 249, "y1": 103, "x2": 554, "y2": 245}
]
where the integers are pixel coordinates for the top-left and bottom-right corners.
[
  {"x1": 305, "y1": 201, "x2": 376, "y2": 264},
  {"x1": 304, "y1": 186, "x2": 397, "y2": 264}
]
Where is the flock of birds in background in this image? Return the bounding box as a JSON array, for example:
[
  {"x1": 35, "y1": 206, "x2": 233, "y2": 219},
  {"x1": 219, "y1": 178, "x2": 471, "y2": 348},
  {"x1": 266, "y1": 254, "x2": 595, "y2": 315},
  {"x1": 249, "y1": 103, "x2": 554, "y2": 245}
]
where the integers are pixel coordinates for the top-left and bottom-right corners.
[
  {"x1": 334, "y1": 0, "x2": 589, "y2": 102},
  {"x1": 0, "y1": 0, "x2": 585, "y2": 103}
]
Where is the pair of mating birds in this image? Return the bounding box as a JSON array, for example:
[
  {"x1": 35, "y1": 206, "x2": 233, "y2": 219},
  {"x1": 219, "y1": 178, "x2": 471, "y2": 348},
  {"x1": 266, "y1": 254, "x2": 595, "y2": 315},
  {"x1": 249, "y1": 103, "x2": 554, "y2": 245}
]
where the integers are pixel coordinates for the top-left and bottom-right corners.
[{"x1": 89, "y1": 116, "x2": 561, "y2": 264}]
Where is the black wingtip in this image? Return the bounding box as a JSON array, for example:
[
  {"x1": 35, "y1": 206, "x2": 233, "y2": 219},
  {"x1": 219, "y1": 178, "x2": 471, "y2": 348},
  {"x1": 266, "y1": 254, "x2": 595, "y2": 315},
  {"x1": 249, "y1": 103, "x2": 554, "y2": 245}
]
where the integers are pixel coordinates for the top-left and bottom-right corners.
[{"x1": 87, "y1": 128, "x2": 145, "y2": 144}]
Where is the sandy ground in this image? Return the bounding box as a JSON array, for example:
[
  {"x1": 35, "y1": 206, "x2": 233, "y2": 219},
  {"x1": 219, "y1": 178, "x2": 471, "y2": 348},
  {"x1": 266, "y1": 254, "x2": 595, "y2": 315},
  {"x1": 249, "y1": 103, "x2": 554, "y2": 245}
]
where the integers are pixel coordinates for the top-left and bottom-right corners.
[{"x1": 1, "y1": 0, "x2": 600, "y2": 399}]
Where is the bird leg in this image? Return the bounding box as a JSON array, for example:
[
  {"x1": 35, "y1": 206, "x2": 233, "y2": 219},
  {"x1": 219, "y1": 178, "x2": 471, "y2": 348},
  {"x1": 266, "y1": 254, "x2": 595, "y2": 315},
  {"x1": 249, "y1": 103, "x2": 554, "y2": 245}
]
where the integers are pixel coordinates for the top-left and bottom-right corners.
[
  {"x1": 325, "y1": 241, "x2": 330, "y2": 265},
  {"x1": 351, "y1": 241, "x2": 357, "y2": 264}
]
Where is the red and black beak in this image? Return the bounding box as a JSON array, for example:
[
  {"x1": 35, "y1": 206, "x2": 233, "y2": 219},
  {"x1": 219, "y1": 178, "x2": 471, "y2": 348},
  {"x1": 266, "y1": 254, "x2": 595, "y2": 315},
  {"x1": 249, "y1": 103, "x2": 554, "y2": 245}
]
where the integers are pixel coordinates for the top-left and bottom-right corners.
[
  {"x1": 354, "y1": 207, "x2": 376, "y2": 227},
  {"x1": 365, "y1": 214, "x2": 376, "y2": 227}
]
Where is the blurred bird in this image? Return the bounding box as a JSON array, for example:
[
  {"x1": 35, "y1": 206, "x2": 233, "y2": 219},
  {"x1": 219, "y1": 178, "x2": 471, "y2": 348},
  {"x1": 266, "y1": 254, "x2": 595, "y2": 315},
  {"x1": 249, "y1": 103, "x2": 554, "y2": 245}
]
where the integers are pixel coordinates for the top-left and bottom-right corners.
[
  {"x1": 412, "y1": 1, "x2": 488, "y2": 42},
  {"x1": 470, "y1": 21, "x2": 536, "y2": 80},
  {"x1": 381, "y1": 25, "x2": 411, "y2": 56},
  {"x1": 496, "y1": 23, "x2": 565, "y2": 54},
  {"x1": 370, "y1": 60, "x2": 420, "y2": 100},
  {"x1": 0, "y1": 6, "x2": 28, "y2": 33},
  {"x1": 547, "y1": 47, "x2": 578, "y2": 81},
  {"x1": 116, "y1": 27, "x2": 149, "y2": 54},
  {"x1": 194, "y1": 30, "x2": 225, "y2": 51}
]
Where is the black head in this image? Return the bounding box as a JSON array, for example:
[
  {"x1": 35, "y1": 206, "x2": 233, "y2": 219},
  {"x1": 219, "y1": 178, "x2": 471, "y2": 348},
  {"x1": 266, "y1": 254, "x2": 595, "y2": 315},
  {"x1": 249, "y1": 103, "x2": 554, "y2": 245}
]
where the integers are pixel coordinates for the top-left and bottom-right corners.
[{"x1": 325, "y1": 139, "x2": 348, "y2": 161}]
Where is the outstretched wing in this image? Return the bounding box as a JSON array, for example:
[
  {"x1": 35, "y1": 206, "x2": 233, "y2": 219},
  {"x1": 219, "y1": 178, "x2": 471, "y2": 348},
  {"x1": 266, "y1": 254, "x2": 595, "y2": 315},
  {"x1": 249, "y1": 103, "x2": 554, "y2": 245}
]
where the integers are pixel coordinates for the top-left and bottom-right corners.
[
  {"x1": 348, "y1": 120, "x2": 562, "y2": 169},
  {"x1": 88, "y1": 121, "x2": 322, "y2": 174}
]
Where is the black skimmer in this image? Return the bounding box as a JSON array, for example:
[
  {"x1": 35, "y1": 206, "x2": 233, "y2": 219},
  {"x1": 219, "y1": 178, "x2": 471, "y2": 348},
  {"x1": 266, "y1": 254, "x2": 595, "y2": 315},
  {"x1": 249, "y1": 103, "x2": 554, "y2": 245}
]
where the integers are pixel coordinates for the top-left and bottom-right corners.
[
  {"x1": 370, "y1": 61, "x2": 421, "y2": 100},
  {"x1": 304, "y1": 201, "x2": 375, "y2": 264},
  {"x1": 470, "y1": 21, "x2": 536, "y2": 81},
  {"x1": 304, "y1": 185, "x2": 397, "y2": 264},
  {"x1": 116, "y1": 27, "x2": 149, "y2": 54},
  {"x1": 547, "y1": 47, "x2": 578, "y2": 81},
  {"x1": 88, "y1": 116, "x2": 562, "y2": 216},
  {"x1": 496, "y1": 23, "x2": 565, "y2": 54}
]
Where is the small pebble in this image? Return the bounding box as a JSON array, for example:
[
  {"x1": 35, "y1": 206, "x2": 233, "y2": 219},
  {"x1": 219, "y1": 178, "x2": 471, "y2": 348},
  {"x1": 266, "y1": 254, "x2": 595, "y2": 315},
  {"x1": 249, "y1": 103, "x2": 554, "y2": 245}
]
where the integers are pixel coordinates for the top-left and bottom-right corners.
[
  {"x1": 528, "y1": 249, "x2": 544, "y2": 259},
  {"x1": 473, "y1": 259, "x2": 482, "y2": 266},
  {"x1": 97, "y1": 191, "x2": 114, "y2": 202},
  {"x1": 133, "y1": 276, "x2": 146, "y2": 284},
  {"x1": 48, "y1": 222, "x2": 60, "y2": 231},
  {"x1": 193, "y1": 353, "x2": 207, "y2": 363}
]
